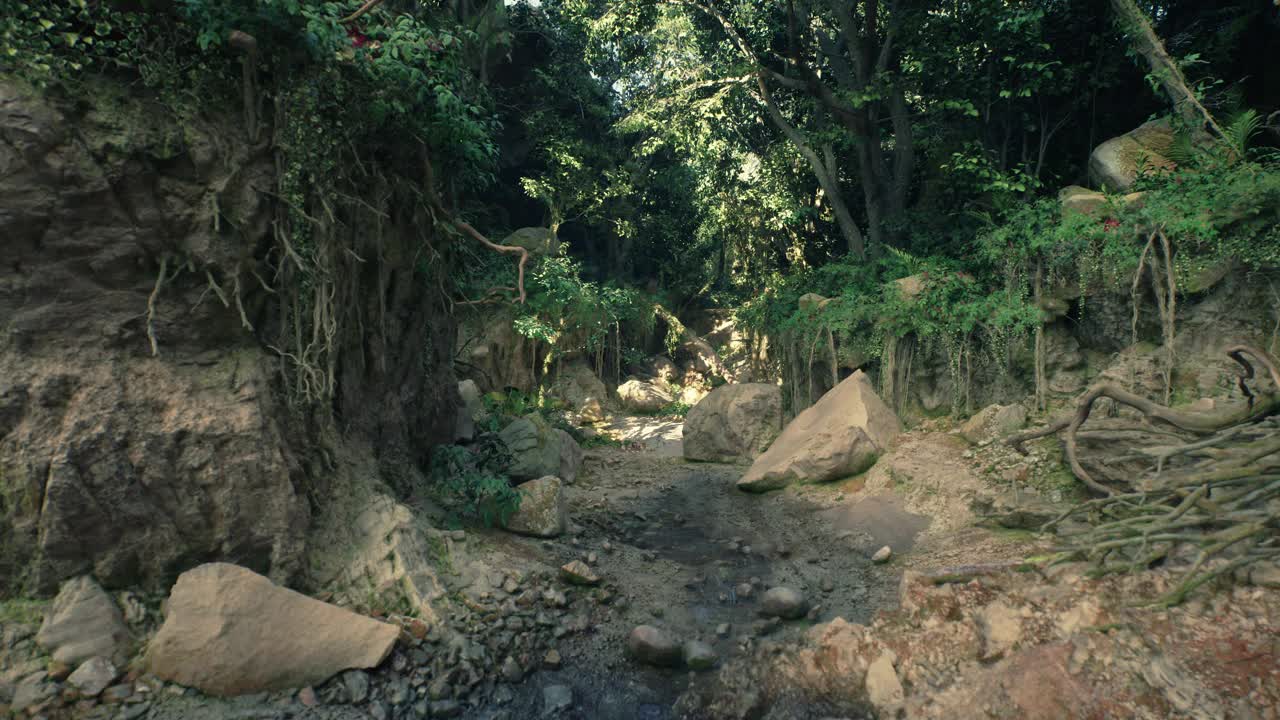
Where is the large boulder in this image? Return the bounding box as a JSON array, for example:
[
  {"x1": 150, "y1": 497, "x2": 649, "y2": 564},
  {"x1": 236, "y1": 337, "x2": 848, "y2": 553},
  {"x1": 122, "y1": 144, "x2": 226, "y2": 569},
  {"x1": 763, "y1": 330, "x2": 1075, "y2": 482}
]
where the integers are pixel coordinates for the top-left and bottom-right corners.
[
  {"x1": 500, "y1": 476, "x2": 567, "y2": 538},
  {"x1": 35, "y1": 575, "x2": 131, "y2": 667},
  {"x1": 549, "y1": 361, "x2": 610, "y2": 423},
  {"x1": 1089, "y1": 118, "x2": 1177, "y2": 191},
  {"x1": 499, "y1": 415, "x2": 584, "y2": 483},
  {"x1": 683, "y1": 384, "x2": 783, "y2": 463},
  {"x1": 147, "y1": 563, "x2": 399, "y2": 696},
  {"x1": 738, "y1": 371, "x2": 901, "y2": 492},
  {"x1": 617, "y1": 379, "x2": 674, "y2": 413}
]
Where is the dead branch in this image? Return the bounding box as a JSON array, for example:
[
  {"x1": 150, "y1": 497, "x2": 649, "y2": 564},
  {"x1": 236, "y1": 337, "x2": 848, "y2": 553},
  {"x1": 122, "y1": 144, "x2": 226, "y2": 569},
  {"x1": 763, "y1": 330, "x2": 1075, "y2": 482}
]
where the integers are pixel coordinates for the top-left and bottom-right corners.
[
  {"x1": 421, "y1": 147, "x2": 528, "y2": 304},
  {"x1": 341, "y1": 0, "x2": 385, "y2": 24}
]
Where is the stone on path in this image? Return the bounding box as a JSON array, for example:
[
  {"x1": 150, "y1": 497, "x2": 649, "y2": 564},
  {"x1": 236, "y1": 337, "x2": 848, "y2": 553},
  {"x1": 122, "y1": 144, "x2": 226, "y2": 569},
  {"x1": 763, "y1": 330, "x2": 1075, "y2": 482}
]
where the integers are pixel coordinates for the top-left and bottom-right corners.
[
  {"x1": 760, "y1": 587, "x2": 809, "y2": 620},
  {"x1": 146, "y1": 563, "x2": 399, "y2": 695},
  {"x1": 739, "y1": 371, "x2": 901, "y2": 492},
  {"x1": 36, "y1": 576, "x2": 131, "y2": 667},
  {"x1": 627, "y1": 625, "x2": 682, "y2": 667},
  {"x1": 559, "y1": 560, "x2": 600, "y2": 586},
  {"x1": 66, "y1": 657, "x2": 118, "y2": 697},
  {"x1": 544, "y1": 684, "x2": 573, "y2": 713},
  {"x1": 683, "y1": 641, "x2": 718, "y2": 670},
  {"x1": 873, "y1": 546, "x2": 893, "y2": 564},
  {"x1": 502, "y1": 476, "x2": 568, "y2": 538}
]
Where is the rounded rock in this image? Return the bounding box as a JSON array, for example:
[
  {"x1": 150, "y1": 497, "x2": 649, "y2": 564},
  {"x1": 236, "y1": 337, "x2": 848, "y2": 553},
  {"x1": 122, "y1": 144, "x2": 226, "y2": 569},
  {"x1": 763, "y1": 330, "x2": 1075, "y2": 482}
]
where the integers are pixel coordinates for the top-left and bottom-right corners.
[
  {"x1": 626, "y1": 625, "x2": 682, "y2": 667},
  {"x1": 760, "y1": 587, "x2": 809, "y2": 620},
  {"x1": 683, "y1": 640, "x2": 718, "y2": 671}
]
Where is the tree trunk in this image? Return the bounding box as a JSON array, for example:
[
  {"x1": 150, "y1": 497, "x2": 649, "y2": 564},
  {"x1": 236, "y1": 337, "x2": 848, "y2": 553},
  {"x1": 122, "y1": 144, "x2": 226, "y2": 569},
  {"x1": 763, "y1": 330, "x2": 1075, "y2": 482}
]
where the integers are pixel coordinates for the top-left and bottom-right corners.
[
  {"x1": 1108, "y1": 0, "x2": 1224, "y2": 137},
  {"x1": 756, "y1": 75, "x2": 867, "y2": 260}
]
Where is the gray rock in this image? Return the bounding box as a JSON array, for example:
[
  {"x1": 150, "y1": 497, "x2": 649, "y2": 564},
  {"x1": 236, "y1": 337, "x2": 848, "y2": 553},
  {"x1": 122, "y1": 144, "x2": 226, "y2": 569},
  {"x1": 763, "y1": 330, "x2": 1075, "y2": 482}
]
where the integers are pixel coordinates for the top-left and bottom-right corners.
[
  {"x1": 760, "y1": 587, "x2": 809, "y2": 620},
  {"x1": 1089, "y1": 117, "x2": 1176, "y2": 191},
  {"x1": 36, "y1": 575, "x2": 131, "y2": 667},
  {"x1": 499, "y1": 416, "x2": 583, "y2": 483},
  {"x1": 368, "y1": 701, "x2": 389, "y2": 720},
  {"x1": 428, "y1": 677, "x2": 452, "y2": 700},
  {"x1": 543, "y1": 684, "x2": 573, "y2": 713},
  {"x1": 66, "y1": 656, "x2": 119, "y2": 697},
  {"x1": 10, "y1": 677, "x2": 55, "y2": 713},
  {"x1": 872, "y1": 546, "x2": 893, "y2": 564},
  {"x1": 501, "y1": 656, "x2": 523, "y2": 683},
  {"x1": 627, "y1": 625, "x2": 682, "y2": 667},
  {"x1": 683, "y1": 641, "x2": 718, "y2": 670},
  {"x1": 119, "y1": 701, "x2": 151, "y2": 720},
  {"x1": 386, "y1": 676, "x2": 411, "y2": 705},
  {"x1": 431, "y1": 699, "x2": 462, "y2": 718},
  {"x1": 343, "y1": 670, "x2": 370, "y2": 703},
  {"x1": 455, "y1": 379, "x2": 485, "y2": 442}
]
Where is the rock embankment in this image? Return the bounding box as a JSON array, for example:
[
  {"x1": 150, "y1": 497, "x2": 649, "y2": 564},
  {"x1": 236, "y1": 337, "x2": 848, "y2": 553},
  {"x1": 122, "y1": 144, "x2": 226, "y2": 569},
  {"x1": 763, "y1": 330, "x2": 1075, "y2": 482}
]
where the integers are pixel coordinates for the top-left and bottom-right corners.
[{"x1": 678, "y1": 561, "x2": 1280, "y2": 719}]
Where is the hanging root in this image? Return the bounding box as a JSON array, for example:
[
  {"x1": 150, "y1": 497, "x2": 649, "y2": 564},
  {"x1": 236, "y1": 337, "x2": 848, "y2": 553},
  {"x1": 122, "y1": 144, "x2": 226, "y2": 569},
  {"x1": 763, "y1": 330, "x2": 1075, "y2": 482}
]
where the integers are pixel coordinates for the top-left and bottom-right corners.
[
  {"x1": 146, "y1": 256, "x2": 174, "y2": 357},
  {"x1": 1011, "y1": 343, "x2": 1280, "y2": 604}
]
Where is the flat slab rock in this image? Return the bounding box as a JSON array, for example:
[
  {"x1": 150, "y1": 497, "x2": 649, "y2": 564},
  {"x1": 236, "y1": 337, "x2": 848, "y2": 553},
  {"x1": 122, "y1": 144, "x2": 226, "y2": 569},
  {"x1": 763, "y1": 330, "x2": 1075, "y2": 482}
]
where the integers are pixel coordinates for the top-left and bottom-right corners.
[{"x1": 147, "y1": 563, "x2": 399, "y2": 696}]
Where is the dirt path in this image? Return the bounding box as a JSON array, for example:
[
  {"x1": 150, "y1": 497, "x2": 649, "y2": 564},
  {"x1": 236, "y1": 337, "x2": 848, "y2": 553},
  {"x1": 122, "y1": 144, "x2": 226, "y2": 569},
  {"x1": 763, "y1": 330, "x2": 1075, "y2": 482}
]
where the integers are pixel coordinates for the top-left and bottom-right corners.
[
  {"x1": 480, "y1": 422, "x2": 910, "y2": 720},
  {"x1": 131, "y1": 418, "x2": 1040, "y2": 720}
]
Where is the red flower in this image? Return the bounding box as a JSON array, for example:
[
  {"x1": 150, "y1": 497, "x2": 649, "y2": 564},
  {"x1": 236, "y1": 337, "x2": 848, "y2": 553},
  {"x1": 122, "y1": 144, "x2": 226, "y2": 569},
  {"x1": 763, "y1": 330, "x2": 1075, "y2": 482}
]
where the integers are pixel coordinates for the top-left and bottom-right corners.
[
  {"x1": 1102, "y1": 218, "x2": 1121, "y2": 232},
  {"x1": 347, "y1": 26, "x2": 371, "y2": 48}
]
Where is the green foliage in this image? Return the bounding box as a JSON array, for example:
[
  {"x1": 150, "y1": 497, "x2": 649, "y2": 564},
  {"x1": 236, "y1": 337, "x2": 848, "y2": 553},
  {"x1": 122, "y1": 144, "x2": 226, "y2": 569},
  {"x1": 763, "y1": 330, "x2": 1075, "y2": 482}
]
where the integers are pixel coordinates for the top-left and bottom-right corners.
[
  {"x1": 0, "y1": 597, "x2": 48, "y2": 626},
  {"x1": 428, "y1": 436, "x2": 521, "y2": 527},
  {"x1": 466, "y1": 254, "x2": 655, "y2": 363}
]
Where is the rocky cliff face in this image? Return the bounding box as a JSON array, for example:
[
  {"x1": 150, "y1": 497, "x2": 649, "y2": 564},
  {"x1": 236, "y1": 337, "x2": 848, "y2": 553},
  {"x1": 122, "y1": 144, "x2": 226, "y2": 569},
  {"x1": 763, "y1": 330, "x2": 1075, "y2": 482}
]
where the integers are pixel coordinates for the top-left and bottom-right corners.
[
  {"x1": 0, "y1": 78, "x2": 457, "y2": 595},
  {"x1": 898, "y1": 271, "x2": 1279, "y2": 418}
]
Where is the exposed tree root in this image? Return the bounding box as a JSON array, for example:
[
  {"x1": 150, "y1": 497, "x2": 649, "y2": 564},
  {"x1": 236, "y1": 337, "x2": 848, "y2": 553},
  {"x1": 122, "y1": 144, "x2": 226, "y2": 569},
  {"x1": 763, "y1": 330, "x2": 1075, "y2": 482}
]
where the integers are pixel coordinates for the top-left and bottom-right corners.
[{"x1": 1012, "y1": 344, "x2": 1280, "y2": 604}]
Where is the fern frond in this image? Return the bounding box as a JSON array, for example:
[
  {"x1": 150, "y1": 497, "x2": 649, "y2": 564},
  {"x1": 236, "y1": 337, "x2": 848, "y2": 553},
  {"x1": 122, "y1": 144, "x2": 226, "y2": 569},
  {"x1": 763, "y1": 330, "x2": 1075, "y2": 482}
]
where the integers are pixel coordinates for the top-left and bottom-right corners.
[{"x1": 1223, "y1": 109, "x2": 1261, "y2": 158}]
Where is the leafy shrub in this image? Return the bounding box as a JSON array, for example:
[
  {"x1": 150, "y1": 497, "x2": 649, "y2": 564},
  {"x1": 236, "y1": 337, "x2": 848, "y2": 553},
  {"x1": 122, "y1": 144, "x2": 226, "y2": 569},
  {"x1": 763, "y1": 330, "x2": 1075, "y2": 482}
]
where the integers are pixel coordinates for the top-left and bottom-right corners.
[{"x1": 428, "y1": 436, "x2": 520, "y2": 527}]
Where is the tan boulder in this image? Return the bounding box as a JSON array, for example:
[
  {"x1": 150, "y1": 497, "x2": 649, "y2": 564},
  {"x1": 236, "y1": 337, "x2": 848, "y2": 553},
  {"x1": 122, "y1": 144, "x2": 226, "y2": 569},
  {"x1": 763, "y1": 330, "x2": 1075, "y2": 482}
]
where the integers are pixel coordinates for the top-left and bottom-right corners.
[
  {"x1": 1089, "y1": 118, "x2": 1177, "y2": 191},
  {"x1": 797, "y1": 293, "x2": 831, "y2": 312},
  {"x1": 683, "y1": 383, "x2": 783, "y2": 463},
  {"x1": 146, "y1": 563, "x2": 399, "y2": 696},
  {"x1": 617, "y1": 379, "x2": 674, "y2": 413},
  {"x1": 500, "y1": 476, "x2": 567, "y2": 538},
  {"x1": 738, "y1": 371, "x2": 901, "y2": 492}
]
